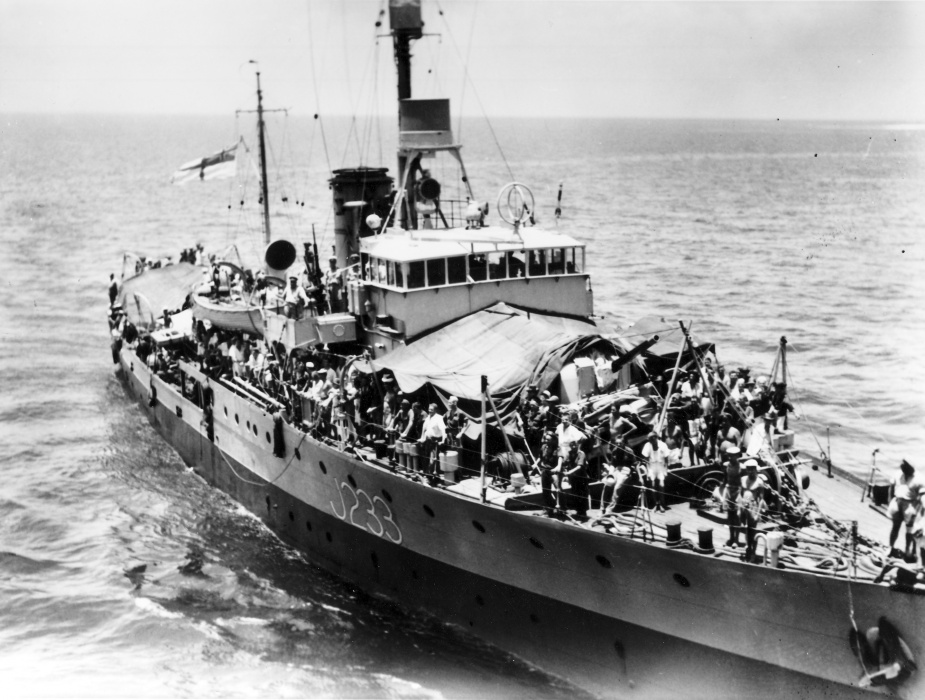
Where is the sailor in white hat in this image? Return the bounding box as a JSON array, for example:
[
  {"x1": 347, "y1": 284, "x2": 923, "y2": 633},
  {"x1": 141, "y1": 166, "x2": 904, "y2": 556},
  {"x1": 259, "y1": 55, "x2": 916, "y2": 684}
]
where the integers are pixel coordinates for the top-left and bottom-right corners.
[
  {"x1": 739, "y1": 458, "x2": 767, "y2": 561},
  {"x1": 722, "y1": 446, "x2": 742, "y2": 547}
]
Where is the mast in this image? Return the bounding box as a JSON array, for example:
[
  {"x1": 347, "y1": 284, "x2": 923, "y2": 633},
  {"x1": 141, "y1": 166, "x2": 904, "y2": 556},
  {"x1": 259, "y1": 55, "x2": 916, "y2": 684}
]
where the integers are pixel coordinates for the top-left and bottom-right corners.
[
  {"x1": 389, "y1": 0, "x2": 423, "y2": 230},
  {"x1": 256, "y1": 71, "x2": 271, "y2": 244},
  {"x1": 780, "y1": 335, "x2": 788, "y2": 389}
]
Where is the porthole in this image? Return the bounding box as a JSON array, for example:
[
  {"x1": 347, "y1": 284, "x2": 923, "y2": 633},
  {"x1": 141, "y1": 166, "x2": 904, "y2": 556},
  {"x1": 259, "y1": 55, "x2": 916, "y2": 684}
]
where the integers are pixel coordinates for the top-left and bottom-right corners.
[
  {"x1": 673, "y1": 573, "x2": 691, "y2": 588},
  {"x1": 305, "y1": 521, "x2": 312, "y2": 532},
  {"x1": 266, "y1": 431, "x2": 271, "y2": 443},
  {"x1": 319, "y1": 461, "x2": 327, "y2": 475},
  {"x1": 370, "y1": 552, "x2": 379, "y2": 569},
  {"x1": 348, "y1": 475, "x2": 357, "y2": 489},
  {"x1": 223, "y1": 406, "x2": 228, "y2": 417},
  {"x1": 288, "y1": 511, "x2": 294, "y2": 522},
  {"x1": 381, "y1": 489, "x2": 392, "y2": 503},
  {"x1": 411, "y1": 569, "x2": 419, "y2": 580},
  {"x1": 253, "y1": 425, "x2": 258, "y2": 436},
  {"x1": 235, "y1": 413, "x2": 239, "y2": 424},
  {"x1": 423, "y1": 504, "x2": 435, "y2": 518},
  {"x1": 529, "y1": 536, "x2": 545, "y2": 550},
  {"x1": 475, "y1": 594, "x2": 485, "y2": 606},
  {"x1": 529, "y1": 614, "x2": 540, "y2": 624},
  {"x1": 247, "y1": 420, "x2": 251, "y2": 429},
  {"x1": 596, "y1": 555, "x2": 613, "y2": 569},
  {"x1": 472, "y1": 520, "x2": 486, "y2": 533},
  {"x1": 326, "y1": 532, "x2": 332, "y2": 543}
]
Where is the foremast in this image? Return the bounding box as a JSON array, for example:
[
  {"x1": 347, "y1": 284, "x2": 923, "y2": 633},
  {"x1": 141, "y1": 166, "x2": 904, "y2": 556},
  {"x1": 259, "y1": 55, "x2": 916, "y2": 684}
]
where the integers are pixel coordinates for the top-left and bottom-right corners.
[
  {"x1": 256, "y1": 71, "x2": 272, "y2": 245},
  {"x1": 390, "y1": 0, "x2": 423, "y2": 231}
]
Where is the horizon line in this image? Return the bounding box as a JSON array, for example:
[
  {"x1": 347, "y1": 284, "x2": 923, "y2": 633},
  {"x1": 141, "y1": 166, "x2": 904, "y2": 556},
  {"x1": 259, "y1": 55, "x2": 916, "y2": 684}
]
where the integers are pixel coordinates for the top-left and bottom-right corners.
[{"x1": 2, "y1": 110, "x2": 922, "y2": 124}]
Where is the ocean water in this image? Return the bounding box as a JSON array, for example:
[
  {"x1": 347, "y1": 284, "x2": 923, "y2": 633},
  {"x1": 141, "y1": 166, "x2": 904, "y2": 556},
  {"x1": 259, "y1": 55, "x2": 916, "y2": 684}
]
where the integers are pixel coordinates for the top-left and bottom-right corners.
[{"x1": 1, "y1": 112, "x2": 924, "y2": 698}]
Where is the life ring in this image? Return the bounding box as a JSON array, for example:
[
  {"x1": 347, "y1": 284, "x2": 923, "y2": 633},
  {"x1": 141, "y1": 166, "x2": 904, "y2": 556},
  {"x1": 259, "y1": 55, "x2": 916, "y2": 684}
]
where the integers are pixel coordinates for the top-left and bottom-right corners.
[{"x1": 850, "y1": 616, "x2": 917, "y2": 688}]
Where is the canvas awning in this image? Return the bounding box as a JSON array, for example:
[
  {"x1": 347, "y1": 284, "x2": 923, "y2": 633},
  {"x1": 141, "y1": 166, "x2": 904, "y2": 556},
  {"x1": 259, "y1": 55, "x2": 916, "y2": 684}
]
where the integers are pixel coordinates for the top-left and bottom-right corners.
[
  {"x1": 365, "y1": 302, "x2": 628, "y2": 403},
  {"x1": 118, "y1": 263, "x2": 206, "y2": 327}
]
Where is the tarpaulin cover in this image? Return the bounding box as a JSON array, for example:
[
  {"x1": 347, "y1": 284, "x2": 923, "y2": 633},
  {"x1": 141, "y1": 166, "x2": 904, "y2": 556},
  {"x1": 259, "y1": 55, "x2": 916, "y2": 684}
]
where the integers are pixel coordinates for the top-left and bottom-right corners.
[
  {"x1": 627, "y1": 316, "x2": 713, "y2": 359},
  {"x1": 119, "y1": 263, "x2": 206, "y2": 327},
  {"x1": 366, "y1": 302, "x2": 626, "y2": 401}
]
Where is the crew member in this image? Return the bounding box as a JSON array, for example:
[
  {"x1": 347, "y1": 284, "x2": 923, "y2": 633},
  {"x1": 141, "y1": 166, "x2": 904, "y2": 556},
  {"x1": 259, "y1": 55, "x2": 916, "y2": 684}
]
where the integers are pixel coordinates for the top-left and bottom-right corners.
[
  {"x1": 739, "y1": 458, "x2": 766, "y2": 562},
  {"x1": 108, "y1": 273, "x2": 119, "y2": 306},
  {"x1": 444, "y1": 396, "x2": 462, "y2": 448},
  {"x1": 888, "y1": 460, "x2": 924, "y2": 559},
  {"x1": 723, "y1": 446, "x2": 742, "y2": 547},
  {"x1": 561, "y1": 440, "x2": 589, "y2": 519},
  {"x1": 536, "y1": 431, "x2": 560, "y2": 517},
  {"x1": 642, "y1": 431, "x2": 670, "y2": 513},
  {"x1": 323, "y1": 256, "x2": 343, "y2": 313},
  {"x1": 419, "y1": 403, "x2": 446, "y2": 475},
  {"x1": 283, "y1": 275, "x2": 311, "y2": 319}
]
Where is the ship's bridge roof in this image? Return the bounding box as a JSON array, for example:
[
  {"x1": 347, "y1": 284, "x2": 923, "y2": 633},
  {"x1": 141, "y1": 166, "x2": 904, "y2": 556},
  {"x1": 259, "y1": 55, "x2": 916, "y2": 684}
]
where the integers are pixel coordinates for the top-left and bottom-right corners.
[{"x1": 360, "y1": 226, "x2": 584, "y2": 263}]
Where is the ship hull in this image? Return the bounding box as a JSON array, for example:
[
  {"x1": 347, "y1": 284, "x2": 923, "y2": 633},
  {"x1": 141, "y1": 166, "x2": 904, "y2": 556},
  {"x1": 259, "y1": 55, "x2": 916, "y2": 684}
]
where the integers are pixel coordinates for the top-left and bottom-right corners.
[{"x1": 118, "y1": 351, "x2": 921, "y2": 698}]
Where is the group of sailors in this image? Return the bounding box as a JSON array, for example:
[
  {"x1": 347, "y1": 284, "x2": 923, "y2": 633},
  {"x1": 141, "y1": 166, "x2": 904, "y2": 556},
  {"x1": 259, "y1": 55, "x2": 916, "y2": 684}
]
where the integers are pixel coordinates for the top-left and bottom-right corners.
[
  {"x1": 111, "y1": 269, "x2": 925, "y2": 570},
  {"x1": 209, "y1": 255, "x2": 359, "y2": 318},
  {"x1": 116, "y1": 243, "x2": 361, "y2": 320}
]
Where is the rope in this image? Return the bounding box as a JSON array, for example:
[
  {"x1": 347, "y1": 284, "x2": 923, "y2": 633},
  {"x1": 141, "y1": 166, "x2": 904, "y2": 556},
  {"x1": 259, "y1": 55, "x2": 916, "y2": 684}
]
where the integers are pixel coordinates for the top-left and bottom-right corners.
[{"x1": 213, "y1": 422, "x2": 308, "y2": 488}]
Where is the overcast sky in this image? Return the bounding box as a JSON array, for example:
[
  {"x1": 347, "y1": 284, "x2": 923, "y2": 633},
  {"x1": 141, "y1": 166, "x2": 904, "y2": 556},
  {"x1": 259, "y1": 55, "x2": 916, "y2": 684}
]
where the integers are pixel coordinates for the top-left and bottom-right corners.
[{"x1": 2, "y1": 0, "x2": 923, "y2": 121}]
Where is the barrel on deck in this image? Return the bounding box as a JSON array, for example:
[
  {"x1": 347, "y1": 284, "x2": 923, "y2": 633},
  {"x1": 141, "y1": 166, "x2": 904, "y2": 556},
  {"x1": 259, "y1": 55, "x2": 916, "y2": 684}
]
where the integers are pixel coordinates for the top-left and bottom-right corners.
[
  {"x1": 440, "y1": 450, "x2": 459, "y2": 483},
  {"x1": 407, "y1": 442, "x2": 420, "y2": 471}
]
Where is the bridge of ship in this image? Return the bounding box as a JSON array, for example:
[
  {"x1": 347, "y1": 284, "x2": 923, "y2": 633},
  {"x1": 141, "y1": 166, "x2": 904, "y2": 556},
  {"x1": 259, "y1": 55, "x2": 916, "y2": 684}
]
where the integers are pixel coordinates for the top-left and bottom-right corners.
[{"x1": 357, "y1": 227, "x2": 594, "y2": 345}]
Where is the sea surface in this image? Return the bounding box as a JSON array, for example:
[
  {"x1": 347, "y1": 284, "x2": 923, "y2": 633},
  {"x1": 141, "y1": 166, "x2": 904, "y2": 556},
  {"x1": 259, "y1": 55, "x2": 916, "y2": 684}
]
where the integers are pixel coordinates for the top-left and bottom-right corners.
[{"x1": 1, "y1": 113, "x2": 924, "y2": 698}]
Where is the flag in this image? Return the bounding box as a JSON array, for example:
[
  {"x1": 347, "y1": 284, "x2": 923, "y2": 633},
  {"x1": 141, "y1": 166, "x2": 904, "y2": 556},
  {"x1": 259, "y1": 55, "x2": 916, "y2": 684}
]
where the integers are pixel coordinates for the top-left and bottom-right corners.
[{"x1": 171, "y1": 144, "x2": 238, "y2": 184}]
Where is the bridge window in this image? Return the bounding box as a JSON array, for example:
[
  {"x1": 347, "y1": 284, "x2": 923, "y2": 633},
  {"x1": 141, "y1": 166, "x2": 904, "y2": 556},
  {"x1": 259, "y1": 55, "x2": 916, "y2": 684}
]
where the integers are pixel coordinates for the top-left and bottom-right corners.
[
  {"x1": 487, "y1": 251, "x2": 507, "y2": 280},
  {"x1": 506, "y1": 251, "x2": 526, "y2": 278},
  {"x1": 361, "y1": 253, "x2": 371, "y2": 281},
  {"x1": 447, "y1": 256, "x2": 466, "y2": 284},
  {"x1": 528, "y1": 250, "x2": 547, "y2": 276},
  {"x1": 407, "y1": 261, "x2": 425, "y2": 289},
  {"x1": 426, "y1": 258, "x2": 446, "y2": 287},
  {"x1": 468, "y1": 254, "x2": 487, "y2": 281},
  {"x1": 549, "y1": 248, "x2": 566, "y2": 275}
]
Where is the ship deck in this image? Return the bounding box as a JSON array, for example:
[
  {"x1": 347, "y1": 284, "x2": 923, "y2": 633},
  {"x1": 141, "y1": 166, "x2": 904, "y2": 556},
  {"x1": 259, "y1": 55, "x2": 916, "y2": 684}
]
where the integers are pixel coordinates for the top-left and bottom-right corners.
[{"x1": 349, "y1": 441, "x2": 897, "y2": 582}]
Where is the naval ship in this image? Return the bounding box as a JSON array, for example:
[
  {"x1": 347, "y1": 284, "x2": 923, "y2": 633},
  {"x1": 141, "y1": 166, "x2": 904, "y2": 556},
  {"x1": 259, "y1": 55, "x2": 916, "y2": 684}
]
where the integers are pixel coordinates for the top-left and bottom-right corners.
[{"x1": 108, "y1": 2, "x2": 923, "y2": 697}]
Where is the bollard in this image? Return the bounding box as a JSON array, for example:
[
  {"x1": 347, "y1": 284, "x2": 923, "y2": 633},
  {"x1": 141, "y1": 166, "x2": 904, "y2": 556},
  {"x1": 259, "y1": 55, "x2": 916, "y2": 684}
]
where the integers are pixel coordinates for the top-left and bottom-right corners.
[
  {"x1": 765, "y1": 531, "x2": 784, "y2": 568},
  {"x1": 697, "y1": 526, "x2": 714, "y2": 553},
  {"x1": 665, "y1": 518, "x2": 682, "y2": 545}
]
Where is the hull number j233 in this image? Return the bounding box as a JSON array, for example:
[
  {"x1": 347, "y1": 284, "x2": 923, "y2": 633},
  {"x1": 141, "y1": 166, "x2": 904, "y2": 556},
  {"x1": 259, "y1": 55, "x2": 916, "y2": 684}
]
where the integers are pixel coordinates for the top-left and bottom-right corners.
[{"x1": 330, "y1": 478, "x2": 403, "y2": 545}]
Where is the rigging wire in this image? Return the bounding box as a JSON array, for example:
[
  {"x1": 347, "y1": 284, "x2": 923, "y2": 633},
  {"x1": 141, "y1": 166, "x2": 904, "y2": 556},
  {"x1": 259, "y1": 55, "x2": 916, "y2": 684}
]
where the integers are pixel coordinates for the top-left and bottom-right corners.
[
  {"x1": 433, "y1": 0, "x2": 515, "y2": 181},
  {"x1": 304, "y1": 1, "x2": 332, "y2": 174}
]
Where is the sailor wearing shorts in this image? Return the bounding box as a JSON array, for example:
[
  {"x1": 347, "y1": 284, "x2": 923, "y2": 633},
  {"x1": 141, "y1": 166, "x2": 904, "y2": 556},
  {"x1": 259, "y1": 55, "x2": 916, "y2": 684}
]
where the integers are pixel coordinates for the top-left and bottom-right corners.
[
  {"x1": 888, "y1": 460, "x2": 923, "y2": 559},
  {"x1": 738, "y1": 458, "x2": 766, "y2": 563},
  {"x1": 722, "y1": 446, "x2": 742, "y2": 547},
  {"x1": 642, "y1": 432, "x2": 670, "y2": 513}
]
